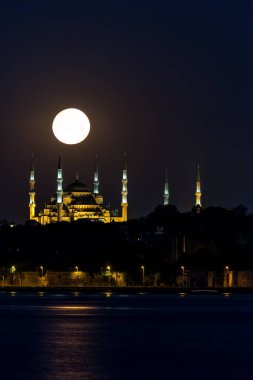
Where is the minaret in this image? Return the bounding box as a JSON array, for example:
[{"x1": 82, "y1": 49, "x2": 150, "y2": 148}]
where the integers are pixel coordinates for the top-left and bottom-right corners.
[
  {"x1": 195, "y1": 164, "x2": 202, "y2": 211},
  {"x1": 121, "y1": 155, "x2": 128, "y2": 222},
  {"x1": 163, "y1": 168, "x2": 169, "y2": 206},
  {"x1": 93, "y1": 155, "x2": 99, "y2": 194},
  {"x1": 56, "y1": 156, "x2": 63, "y2": 221},
  {"x1": 29, "y1": 154, "x2": 36, "y2": 219}
]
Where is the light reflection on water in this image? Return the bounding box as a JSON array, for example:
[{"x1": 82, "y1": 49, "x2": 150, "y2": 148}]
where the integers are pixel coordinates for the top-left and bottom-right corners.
[
  {"x1": 104, "y1": 292, "x2": 112, "y2": 298},
  {"x1": 178, "y1": 292, "x2": 187, "y2": 297},
  {"x1": 49, "y1": 305, "x2": 97, "y2": 311},
  {"x1": 0, "y1": 292, "x2": 253, "y2": 379}
]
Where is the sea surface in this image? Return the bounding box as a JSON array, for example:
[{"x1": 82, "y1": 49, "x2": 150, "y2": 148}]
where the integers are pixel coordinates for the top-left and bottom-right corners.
[{"x1": 0, "y1": 290, "x2": 252, "y2": 379}]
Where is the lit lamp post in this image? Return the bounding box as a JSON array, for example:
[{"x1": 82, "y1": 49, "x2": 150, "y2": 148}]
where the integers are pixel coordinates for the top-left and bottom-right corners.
[
  {"x1": 75, "y1": 266, "x2": 79, "y2": 285},
  {"x1": 107, "y1": 266, "x2": 111, "y2": 285},
  {"x1": 10, "y1": 266, "x2": 16, "y2": 286},
  {"x1": 225, "y1": 266, "x2": 229, "y2": 287},
  {"x1": 181, "y1": 266, "x2": 185, "y2": 286},
  {"x1": 141, "y1": 266, "x2": 145, "y2": 285},
  {"x1": 40, "y1": 266, "x2": 44, "y2": 277}
]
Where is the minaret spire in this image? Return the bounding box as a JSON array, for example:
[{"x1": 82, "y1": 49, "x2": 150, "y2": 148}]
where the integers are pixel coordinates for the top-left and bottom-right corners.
[
  {"x1": 195, "y1": 164, "x2": 202, "y2": 211},
  {"x1": 57, "y1": 156, "x2": 63, "y2": 221},
  {"x1": 121, "y1": 153, "x2": 128, "y2": 221},
  {"x1": 163, "y1": 168, "x2": 169, "y2": 206},
  {"x1": 29, "y1": 154, "x2": 36, "y2": 219},
  {"x1": 93, "y1": 154, "x2": 99, "y2": 194}
]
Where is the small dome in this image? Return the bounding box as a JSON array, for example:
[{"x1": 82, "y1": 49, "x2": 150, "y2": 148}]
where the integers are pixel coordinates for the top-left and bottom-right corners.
[{"x1": 64, "y1": 180, "x2": 89, "y2": 193}]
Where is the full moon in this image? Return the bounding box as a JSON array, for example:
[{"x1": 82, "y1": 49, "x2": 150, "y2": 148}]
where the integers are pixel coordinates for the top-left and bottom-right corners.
[{"x1": 52, "y1": 108, "x2": 90, "y2": 144}]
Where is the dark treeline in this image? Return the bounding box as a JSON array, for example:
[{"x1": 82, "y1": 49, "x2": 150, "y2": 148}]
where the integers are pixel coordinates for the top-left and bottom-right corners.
[{"x1": 1, "y1": 204, "x2": 253, "y2": 284}]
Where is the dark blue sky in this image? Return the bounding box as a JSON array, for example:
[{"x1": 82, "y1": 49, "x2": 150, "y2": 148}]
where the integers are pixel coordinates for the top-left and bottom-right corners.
[{"x1": 0, "y1": 0, "x2": 253, "y2": 223}]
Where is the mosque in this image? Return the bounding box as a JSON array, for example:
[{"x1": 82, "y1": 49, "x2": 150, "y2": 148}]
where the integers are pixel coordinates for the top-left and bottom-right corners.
[
  {"x1": 29, "y1": 155, "x2": 201, "y2": 225},
  {"x1": 29, "y1": 156, "x2": 128, "y2": 224}
]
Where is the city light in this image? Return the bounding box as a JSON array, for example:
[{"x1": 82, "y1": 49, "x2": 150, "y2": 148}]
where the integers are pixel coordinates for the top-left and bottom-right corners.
[
  {"x1": 225, "y1": 266, "x2": 230, "y2": 287},
  {"x1": 181, "y1": 266, "x2": 185, "y2": 287},
  {"x1": 141, "y1": 266, "x2": 145, "y2": 285},
  {"x1": 107, "y1": 266, "x2": 111, "y2": 285}
]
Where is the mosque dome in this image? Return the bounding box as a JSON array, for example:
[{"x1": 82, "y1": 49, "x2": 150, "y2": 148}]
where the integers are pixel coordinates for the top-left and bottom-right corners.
[{"x1": 64, "y1": 180, "x2": 89, "y2": 193}]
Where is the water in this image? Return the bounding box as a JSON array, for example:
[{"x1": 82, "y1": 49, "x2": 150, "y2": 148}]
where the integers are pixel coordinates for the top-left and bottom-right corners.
[{"x1": 0, "y1": 291, "x2": 252, "y2": 379}]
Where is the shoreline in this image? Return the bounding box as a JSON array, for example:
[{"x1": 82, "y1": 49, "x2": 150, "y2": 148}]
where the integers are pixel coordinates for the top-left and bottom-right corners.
[{"x1": 1, "y1": 286, "x2": 253, "y2": 294}]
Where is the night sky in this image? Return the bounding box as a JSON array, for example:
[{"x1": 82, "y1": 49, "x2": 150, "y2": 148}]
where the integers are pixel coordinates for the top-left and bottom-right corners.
[{"x1": 0, "y1": 1, "x2": 252, "y2": 223}]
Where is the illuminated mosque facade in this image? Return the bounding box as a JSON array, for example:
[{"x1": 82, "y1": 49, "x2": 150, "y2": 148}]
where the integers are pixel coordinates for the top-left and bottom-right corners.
[
  {"x1": 29, "y1": 156, "x2": 128, "y2": 224},
  {"x1": 29, "y1": 154, "x2": 201, "y2": 225}
]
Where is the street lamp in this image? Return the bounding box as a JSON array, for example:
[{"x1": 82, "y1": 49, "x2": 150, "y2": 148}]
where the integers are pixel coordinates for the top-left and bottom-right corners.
[
  {"x1": 10, "y1": 266, "x2": 16, "y2": 286},
  {"x1": 40, "y1": 266, "x2": 44, "y2": 276},
  {"x1": 225, "y1": 266, "x2": 229, "y2": 287},
  {"x1": 107, "y1": 266, "x2": 111, "y2": 285},
  {"x1": 181, "y1": 266, "x2": 185, "y2": 286},
  {"x1": 75, "y1": 266, "x2": 80, "y2": 285},
  {"x1": 141, "y1": 266, "x2": 145, "y2": 285}
]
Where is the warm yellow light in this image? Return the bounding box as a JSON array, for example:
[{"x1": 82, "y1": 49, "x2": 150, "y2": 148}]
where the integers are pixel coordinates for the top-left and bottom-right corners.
[
  {"x1": 107, "y1": 266, "x2": 110, "y2": 271},
  {"x1": 50, "y1": 306, "x2": 96, "y2": 310},
  {"x1": 225, "y1": 266, "x2": 229, "y2": 271},
  {"x1": 52, "y1": 108, "x2": 90, "y2": 145}
]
